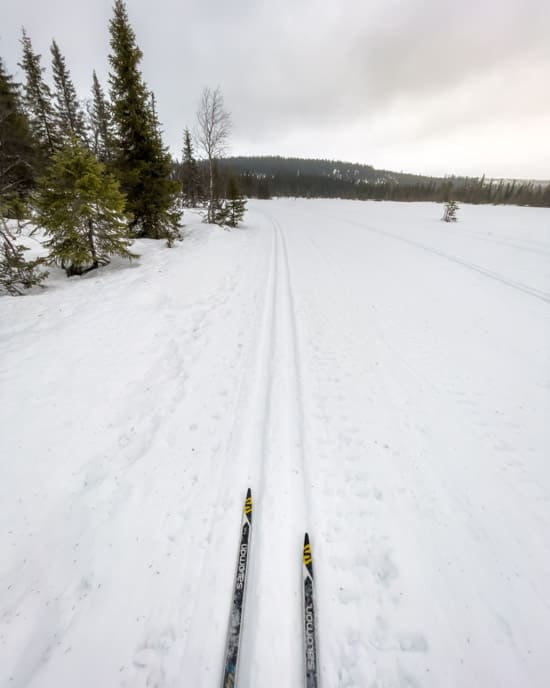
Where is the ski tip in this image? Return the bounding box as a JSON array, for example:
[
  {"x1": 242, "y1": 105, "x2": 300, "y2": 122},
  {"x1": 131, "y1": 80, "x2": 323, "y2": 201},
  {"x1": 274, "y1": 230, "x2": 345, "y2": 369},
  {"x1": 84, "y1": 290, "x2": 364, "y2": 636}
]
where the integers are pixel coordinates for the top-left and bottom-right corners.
[
  {"x1": 244, "y1": 488, "x2": 252, "y2": 516},
  {"x1": 303, "y1": 532, "x2": 312, "y2": 569}
]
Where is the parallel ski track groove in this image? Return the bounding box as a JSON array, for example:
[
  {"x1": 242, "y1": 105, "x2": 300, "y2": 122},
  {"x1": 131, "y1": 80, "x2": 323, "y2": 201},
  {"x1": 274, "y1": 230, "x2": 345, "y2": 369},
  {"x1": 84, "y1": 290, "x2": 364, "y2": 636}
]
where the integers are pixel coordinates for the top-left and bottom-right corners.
[
  {"x1": 246, "y1": 219, "x2": 279, "y2": 504},
  {"x1": 222, "y1": 221, "x2": 279, "y2": 684},
  {"x1": 238, "y1": 211, "x2": 313, "y2": 686},
  {"x1": 272, "y1": 216, "x2": 313, "y2": 524},
  {"x1": 233, "y1": 213, "x2": 297, "y2": 686},
  {"x1": 270, "y1": 215, "x2": 315, "y2": 687}
]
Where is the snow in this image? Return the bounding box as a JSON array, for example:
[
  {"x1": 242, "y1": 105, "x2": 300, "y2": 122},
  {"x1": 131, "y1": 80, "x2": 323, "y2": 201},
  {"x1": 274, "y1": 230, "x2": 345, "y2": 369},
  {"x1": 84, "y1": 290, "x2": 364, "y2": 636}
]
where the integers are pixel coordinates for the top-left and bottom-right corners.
[{"x1": 1, "y1": 200, "x2": 550, "y2": 687}]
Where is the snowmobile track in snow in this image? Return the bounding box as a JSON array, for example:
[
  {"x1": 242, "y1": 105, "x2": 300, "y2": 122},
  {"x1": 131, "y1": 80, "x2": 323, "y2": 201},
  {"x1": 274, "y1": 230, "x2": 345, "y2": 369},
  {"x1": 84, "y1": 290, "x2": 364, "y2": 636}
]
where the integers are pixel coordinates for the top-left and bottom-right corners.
[{"x1": 335, "y1": 214, "x2": 550, "y2": 304}]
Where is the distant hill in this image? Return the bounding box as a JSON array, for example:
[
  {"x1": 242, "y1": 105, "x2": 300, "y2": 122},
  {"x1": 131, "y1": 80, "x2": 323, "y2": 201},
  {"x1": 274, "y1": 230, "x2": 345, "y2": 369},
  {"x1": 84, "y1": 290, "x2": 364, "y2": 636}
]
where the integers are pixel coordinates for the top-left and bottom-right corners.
[
  {"x1": 221, "y1": 156, "x2": 441, "y2": 186},
  {"x1": 217, "y1": 156, "x2": 549, "y2": 207}
]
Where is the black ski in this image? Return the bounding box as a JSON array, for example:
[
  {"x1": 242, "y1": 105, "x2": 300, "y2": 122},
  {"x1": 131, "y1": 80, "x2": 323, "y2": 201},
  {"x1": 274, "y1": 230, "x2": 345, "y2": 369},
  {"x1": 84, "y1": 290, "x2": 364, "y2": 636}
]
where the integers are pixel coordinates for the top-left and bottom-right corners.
[
  {"x1": 303, "y1": 532, "x2": 319, "y2": 687},
  {"x1": 221, "y1": 488, "x2": 253, "y2": 688}
]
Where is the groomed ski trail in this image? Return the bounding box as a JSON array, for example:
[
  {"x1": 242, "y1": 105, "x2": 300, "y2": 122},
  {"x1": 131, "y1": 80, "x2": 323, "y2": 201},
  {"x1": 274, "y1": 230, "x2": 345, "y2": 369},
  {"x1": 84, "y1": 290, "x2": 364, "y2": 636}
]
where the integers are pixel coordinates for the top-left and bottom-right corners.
[
  {"x1": 174, "y1": 221, "x2": 277, "y2": 685},
  {"x1": 239, "y1": 215, "x2": 314, "y2": 687},
  {"x1": 3, "y1": 199, "x2": 549, "y2": 688},
  {"x1": 177, "y1": 213, "x2": 316, "y2": 688}
]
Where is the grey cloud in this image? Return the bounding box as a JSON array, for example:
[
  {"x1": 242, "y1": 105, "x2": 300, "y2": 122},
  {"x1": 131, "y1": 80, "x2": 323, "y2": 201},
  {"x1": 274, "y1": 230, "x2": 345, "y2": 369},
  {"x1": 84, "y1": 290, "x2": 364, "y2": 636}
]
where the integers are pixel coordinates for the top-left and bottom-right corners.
[
  {"x1": 224, "y1": 0, "x2": 550, "y2": 131},
  {"x1": 0, "y1": 0, "x2": 548, "y2": 177}
]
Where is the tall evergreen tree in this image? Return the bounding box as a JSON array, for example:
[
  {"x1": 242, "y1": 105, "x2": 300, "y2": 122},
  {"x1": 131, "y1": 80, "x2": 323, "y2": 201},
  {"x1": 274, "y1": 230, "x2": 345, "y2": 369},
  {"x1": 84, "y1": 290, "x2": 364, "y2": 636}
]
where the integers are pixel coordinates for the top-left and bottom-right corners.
[
  {"x1": 35, "y1": 141, "x2": 137, "y2": 276},
  {"x1": 180, "y1": 128, "x2": 201, "y2": 207},
  {"x1": 257, "y1": 176, "x2": 271, "y2": 199},
  {"x1": 19, "y1": 29, "x2": 56, "y2": 157},
  {"x1": 89, "y1": 71, "x2": 114, "y2": 163},
  {"x1": 0, "y1": 58, "x2": 37, "y2": 198},
  {"x1": 50, "y1": 40, "x2": 87, "y2": 144},
  {"x1": 0, "y1": 59, "x2": 47, "y2": 295},
  {"x1": 108, "y1": 0, "x2": 181, "y2": 244}
]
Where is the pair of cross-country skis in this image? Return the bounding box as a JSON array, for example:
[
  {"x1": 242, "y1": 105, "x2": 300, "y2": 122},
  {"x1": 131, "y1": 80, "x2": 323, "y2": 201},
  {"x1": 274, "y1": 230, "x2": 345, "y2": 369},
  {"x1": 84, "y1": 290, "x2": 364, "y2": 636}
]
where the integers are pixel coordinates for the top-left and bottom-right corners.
[{"x1": 221, "y1": 488, "x2": 319, "y2": 687}]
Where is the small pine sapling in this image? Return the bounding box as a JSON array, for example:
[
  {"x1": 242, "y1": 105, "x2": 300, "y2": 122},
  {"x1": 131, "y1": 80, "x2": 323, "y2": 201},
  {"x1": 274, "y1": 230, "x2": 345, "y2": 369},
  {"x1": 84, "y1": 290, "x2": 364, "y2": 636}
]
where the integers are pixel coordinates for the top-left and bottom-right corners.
[
  {"x1": 442, "y1": 198, "x2": 459, "y2": 222},
  {"x1": 213, "y1": 200, "x2": 230, "y2": 227},
  {"x1": 225, "y1": 176, "x2": 247, "y2": 228}
]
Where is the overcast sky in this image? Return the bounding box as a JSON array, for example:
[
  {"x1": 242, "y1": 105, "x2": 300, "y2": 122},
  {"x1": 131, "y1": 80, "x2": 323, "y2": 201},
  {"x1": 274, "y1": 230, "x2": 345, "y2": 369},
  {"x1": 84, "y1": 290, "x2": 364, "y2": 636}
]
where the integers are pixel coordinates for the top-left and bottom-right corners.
[{"x1": 1, "y1": 0, "x2": 549, "y2": 179}]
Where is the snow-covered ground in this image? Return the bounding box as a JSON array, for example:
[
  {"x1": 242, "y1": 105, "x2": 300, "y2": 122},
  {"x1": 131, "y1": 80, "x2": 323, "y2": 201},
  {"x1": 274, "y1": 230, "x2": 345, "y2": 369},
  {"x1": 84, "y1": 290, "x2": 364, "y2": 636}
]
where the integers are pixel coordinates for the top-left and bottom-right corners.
[{"x1": 1, "y1": 200, "x2": 549, "y2": 688}]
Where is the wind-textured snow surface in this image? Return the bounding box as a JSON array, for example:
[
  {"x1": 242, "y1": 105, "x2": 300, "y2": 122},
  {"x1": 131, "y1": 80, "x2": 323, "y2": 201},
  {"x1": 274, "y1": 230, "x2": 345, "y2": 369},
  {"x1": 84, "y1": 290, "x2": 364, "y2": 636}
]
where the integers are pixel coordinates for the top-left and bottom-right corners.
[{"x1": 1, "y1": 201, "x2": 549, "y2": 688}]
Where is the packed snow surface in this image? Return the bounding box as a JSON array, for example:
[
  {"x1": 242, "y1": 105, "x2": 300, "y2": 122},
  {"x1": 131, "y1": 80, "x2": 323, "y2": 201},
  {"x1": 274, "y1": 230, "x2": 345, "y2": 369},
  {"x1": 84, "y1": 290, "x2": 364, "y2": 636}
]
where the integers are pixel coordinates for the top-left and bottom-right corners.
[{"x1": 1, "y1": 199, "x2": 550, "y2": 687}]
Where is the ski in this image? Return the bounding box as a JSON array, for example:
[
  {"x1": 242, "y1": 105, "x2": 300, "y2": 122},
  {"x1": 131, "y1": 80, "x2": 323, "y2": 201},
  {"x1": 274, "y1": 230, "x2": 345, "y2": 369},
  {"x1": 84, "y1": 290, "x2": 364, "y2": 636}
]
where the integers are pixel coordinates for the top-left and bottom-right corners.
[
  {"x1": 303, "y1": 532, "x2": 319, "y2": 688},
  {"x1": 221, "y1": 488, "x2": 253, "y2": 688}
]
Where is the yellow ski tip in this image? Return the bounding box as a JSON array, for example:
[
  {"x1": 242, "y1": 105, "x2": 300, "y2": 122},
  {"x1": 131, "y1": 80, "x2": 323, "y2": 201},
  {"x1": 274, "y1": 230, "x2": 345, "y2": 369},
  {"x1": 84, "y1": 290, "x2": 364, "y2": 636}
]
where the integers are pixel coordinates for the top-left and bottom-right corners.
[{"x1": 244, "y1": 488, "x2": 252, "y2": 515}]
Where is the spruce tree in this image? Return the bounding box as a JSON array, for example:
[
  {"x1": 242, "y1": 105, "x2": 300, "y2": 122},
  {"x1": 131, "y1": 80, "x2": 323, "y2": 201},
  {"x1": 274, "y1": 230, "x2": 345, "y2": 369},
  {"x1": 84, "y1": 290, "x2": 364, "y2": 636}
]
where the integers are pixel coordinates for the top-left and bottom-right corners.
[
  {"x1": 35, "y1": 141, "x2": 137, "y2": 276},
  {"x1": 0, "y1": 59, "x2": 47, "y2": 295},
  {"x1": 442, "y1": 198, "x2": 459, "y2": 222},
  {"x1": 50, "y1": 40, "x2": 87, "y2": 145},
  {"x1": 146, "y1": 94, "x2": 182, "y2": 245},
  {"x1": 257, "y1": 177, "x2": 271, "y2": 199},
  {"x1": 0, "y1": 58, "x2": 37, "y2": 198},
  {"x1": 225, "y1": 176, "x2": 247, "y2": 228},
  {"x1": 19, "y1": 29, "x2": 56, "y2": 157},
  {"x1": 0, "y1": 216, "x2": 48, "y2": 295},
  {"x1": 108, "y1": 0, "x2": 181, "y2": 244},
  {"x1": 208, "y1": 160, "x2": 229, "y2": 225},
  {"x1": 181, "y1": 128, "x2": 201, "y2": 207},
  {"x1": 89, "y1": 71, "x2": 114, "y2": 163}
]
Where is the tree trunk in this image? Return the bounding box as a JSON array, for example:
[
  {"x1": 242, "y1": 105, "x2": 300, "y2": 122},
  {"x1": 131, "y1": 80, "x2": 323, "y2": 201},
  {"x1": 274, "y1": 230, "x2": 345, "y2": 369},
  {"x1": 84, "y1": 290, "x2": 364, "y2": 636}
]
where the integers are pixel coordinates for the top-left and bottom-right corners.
[
  {"x1": 87, "y1": 220, "x2": 99, "y2": 270},
  {"x1": 208, "y1": 156, "x2": 214, "y2": 223}
]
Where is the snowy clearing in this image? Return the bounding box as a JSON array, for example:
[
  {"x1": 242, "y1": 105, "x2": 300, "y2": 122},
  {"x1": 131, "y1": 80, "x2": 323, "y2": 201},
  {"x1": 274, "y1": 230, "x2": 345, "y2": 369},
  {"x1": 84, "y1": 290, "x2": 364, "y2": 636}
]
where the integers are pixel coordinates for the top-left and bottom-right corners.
[{"x1": 1, "y1": 200, "x2": 550, "y2": 688}]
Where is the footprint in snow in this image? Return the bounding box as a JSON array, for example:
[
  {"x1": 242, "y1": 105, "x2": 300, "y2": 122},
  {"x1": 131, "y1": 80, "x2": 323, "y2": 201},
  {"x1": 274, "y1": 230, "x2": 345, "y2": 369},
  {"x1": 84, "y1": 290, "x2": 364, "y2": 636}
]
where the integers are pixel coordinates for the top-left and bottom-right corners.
[{"x1": 397, "y1": 631, "x2": 429, "y2": 653}]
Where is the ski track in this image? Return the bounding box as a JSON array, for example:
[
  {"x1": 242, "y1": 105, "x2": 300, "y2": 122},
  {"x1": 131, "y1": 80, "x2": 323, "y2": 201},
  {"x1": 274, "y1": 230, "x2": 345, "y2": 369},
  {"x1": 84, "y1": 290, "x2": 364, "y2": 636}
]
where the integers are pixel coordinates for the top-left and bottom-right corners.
[
  {"x1": 239, "y1": 214, "x2": 312, "y2": 688},
  {"x1": 451, "y1": 229, "x2": 550, "y2": 258},
  {"x1": 1, "y1": 201, "x2": 549, "y2": 687},
  {"x1": 174, "y1": 211, "x2": 313, "y2": 688},
  {"x1": 260, "y1": 199, "x2": 550, "y2": 688},
  {"x1": 179, "y1": 213, "x2": 278, "y2": 687},
  {"x1": 319, "y1": 212, "x2": 550, "y2": 304}
]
